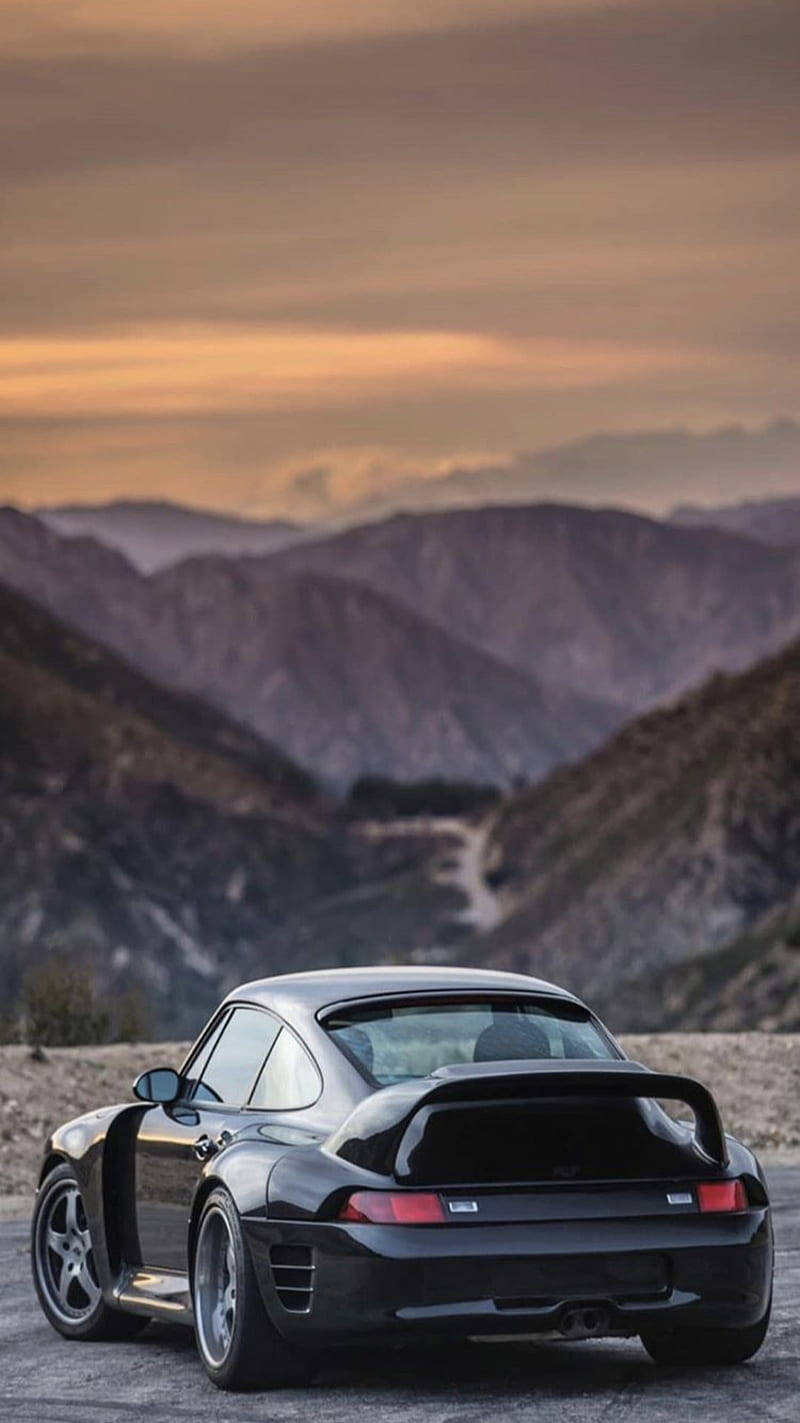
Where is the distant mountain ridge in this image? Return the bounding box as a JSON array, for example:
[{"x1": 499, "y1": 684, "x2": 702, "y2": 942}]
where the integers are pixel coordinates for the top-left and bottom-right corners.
[
  {"x1": 671, "y1": 496, "x2": 800, "y2": 548},
  {"x1": 37, "y1": 499, "x2": 308, "y2": 572}
]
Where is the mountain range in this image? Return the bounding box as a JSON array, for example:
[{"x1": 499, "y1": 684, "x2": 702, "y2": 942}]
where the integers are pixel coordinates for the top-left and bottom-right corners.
[
  {"x1": 6, "y1": 499, "x2": 800, "y2": 788},
  {"x1": 253, "y1": 502, "x2": 800, "y2": 709},
  {"x1": 3, "y1": 495, "x2": 800, "y2": 1030},
  {"x1": 0, "y1": 507, "x2": 620, "y2": 789}
]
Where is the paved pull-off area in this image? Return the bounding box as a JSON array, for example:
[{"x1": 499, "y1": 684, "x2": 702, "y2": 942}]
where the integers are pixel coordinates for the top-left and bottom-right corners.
[{"x1": 1, "y1": 1168, "x2": 797, "y2": 1423}]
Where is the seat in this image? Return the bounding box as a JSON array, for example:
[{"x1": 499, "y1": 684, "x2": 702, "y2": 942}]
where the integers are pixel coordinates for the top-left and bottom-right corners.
[{"x1": 473, "y1": 1014, "x2": 551, "y2": 1062}]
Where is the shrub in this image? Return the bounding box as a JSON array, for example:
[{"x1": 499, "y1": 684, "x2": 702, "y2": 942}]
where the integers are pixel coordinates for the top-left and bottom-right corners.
[{"x1": 22, "y1": 957, "x2": 110, "y2": 1047}]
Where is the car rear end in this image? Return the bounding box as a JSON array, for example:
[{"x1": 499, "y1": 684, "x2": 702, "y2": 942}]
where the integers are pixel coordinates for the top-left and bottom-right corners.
[{"x1": 253, "y1": 1062, "x2": 773, "y2": 1347}]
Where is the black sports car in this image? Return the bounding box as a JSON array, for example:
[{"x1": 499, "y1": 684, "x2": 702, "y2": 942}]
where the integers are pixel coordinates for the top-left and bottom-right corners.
[{"x1": 32, "y1": 967, "x2": 773, "y2": 1389}]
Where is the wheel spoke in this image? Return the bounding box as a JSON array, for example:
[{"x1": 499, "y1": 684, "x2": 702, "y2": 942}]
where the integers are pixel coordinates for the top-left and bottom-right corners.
[
  {"x1": 76, "y1": 1259, "x2": 100, "y2": 1306},
  {"x1": 64, "y1": 1187, "x2": 80, "y2": 1238},
  {"x1": 46, "y1": 1227, "x2": 68, "y2": 1257},
  {"x1": 56, "y1": 1260, "x2": 73, "y2": 1308}
]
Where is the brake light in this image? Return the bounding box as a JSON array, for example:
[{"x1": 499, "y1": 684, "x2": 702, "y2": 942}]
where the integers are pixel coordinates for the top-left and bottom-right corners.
[
  {"x1": 338, "y1": 1191, "x2": 445, "y2": 1224},
  {"x1": 697, "y1": 1180, "x2": 748, "y2": 1213}
]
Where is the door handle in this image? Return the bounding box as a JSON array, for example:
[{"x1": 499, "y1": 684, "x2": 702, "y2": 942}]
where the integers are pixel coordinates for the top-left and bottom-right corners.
[{"x1": 193, "y1": 1134, "x2": 217, "y2": 1161}]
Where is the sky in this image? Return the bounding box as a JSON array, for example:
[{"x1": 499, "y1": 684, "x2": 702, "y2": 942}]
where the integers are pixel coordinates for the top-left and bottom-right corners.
[{"x1": 2, "y1": 0, "x2": 799, "y2": 520}]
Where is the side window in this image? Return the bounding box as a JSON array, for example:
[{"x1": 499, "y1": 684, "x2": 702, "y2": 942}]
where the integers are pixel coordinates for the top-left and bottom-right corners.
[
  {"x1": 193, "y1": 1007, "x2": 280, "y2": 1105},
  {"x1": 249, "y1": 1028, "x2": 320, "y2": 1111}
]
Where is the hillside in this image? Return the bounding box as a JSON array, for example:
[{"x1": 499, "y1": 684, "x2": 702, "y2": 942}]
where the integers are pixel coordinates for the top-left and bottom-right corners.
[
  {"x1": 38, "y1": 500, "x2": 306, "y2": 572},
  {"x1": 256, "y1": 502, "x2": 800, "y2": 708},
  {"x1": 0, "y1": 581, "x2": 473, "y2": 1032},
  {"x1": 472, "y1": 638, "x2": 800, "y2": 1024}
]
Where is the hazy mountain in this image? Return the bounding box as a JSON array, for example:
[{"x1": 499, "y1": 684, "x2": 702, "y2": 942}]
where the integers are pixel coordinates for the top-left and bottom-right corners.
[
  {"x1": 0, "y1": 581, "x2": 465, "y2": 1033},
  {"x1": 149, "y1": 558, "x2": 619, "y2": 789},
  {"x1": 671, "y1": 496, "x2": 800, "y2": 548},
  {"x1": 255, "y1": 502, "x2": 800, "y2": 709},
  {"x1": 38, "y1": 499, "x2": 306, "y2": 572},
  {"x1": 0, "y1": 509, "x2": 616, "y2": 790},
  {"x1": 472, "y1": 638, "x2": 800, "y2": 1028}
]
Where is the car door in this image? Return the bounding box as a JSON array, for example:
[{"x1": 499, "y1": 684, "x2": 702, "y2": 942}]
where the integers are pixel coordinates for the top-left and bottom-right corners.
[{"x1": 135, "y1": 1005, "x2": 280, "y2": 1271}]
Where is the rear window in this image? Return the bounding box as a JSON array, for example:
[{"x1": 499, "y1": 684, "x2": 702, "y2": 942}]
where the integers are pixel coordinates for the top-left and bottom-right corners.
[{"x1": 324, "y1": 996, "x2": 616, "y2": 1085}]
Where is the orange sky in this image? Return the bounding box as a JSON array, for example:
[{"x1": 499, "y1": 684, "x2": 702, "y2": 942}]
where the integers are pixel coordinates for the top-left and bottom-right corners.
[{"x1": 1, "y1": 0, "x2": 799, "y2": 517}]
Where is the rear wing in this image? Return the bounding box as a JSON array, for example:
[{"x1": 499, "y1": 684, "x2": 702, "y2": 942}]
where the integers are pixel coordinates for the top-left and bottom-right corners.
[{"x1": 326, "y1": 1058, "x2": 728, "y2": 1174}]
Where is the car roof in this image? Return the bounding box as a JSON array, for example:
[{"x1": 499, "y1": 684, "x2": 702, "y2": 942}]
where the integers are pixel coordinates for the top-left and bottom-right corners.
[{"x1": 224, "y1": 965, "x2": 582, "y2": 1021}]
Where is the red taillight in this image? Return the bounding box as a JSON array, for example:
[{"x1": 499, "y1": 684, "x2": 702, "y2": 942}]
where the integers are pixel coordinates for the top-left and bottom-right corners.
[
  {"x1": 338, "y1": 1191, "x2": 445, "y2": 1224},
  {"x1": 697, "y1": 1180, "x2": 748, "y2": 1214}
]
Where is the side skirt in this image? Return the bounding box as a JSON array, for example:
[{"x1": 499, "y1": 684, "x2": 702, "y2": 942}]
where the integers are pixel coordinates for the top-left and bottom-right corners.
[{"x1": 114, "y1": 1267, "x2": 193, "y2": 1326}]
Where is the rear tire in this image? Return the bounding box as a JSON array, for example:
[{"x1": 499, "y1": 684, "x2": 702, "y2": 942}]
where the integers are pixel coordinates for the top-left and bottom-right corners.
[
  {"x1": 641, "y1": 1304, "x2": 770, "y2": 1366},
  {"x1": 191, "y1": 1187, "x2": 311, "y2": 1390},
  {"x1": 32, "y1": 1162, "x2": 148, "y2": 1342}
]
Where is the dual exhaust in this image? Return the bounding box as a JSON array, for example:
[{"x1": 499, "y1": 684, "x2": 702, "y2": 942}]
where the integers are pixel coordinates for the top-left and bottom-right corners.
[{"x1": 558, "y1": 1304, "x2": 610, "y2": 1339}]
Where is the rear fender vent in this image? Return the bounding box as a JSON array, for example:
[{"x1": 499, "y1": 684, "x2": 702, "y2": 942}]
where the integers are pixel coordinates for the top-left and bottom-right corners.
[{"x1": 269, "y1": 1244, "x2": 315, "y2": 1313}]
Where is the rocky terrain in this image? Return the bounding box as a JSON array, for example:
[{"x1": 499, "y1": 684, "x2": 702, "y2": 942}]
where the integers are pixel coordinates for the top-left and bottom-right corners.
[
  {"x1": 0, "y1": 581, "x2": 469, "y2": 1034},
  {"x1": 2, "y1": 1034, "x2": 798, "y2": 1200},
  {"x1": 472, "y1": 636, "x2": 800, "y2": 1020}
]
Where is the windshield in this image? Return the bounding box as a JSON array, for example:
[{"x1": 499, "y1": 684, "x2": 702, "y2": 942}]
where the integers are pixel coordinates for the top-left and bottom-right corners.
[{"x1": 324, "y1": 996, "x2": 617, "y2": 1085}]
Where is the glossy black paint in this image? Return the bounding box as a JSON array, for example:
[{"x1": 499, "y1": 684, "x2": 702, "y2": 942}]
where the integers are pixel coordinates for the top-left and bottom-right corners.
[{"x1": 34, "y1": 966, "x2": 774, "y2": 1347}]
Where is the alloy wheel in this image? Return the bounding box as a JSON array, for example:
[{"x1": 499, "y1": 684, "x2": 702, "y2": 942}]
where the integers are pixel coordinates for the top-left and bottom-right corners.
[
  {"x1": 34, "y1": 1179, "x2": 101, "y2": 1324},
  {"x1": 194, "y1": 1205, "x2": 238, "y2": 1367}
]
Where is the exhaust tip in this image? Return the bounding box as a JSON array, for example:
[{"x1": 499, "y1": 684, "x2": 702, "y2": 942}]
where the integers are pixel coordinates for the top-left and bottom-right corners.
[{"x1": 559, "y1": 1305, "x2": 610, "y2": 1339}]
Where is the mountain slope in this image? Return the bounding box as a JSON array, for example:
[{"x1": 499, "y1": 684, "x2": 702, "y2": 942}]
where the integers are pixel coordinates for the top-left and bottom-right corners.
[
  {"x1": 0, "y1": 581, "x2": 340, "y2": 1031},
  {"x1": 0, "y1": 581, "x2": 485, "y2": 1030},
  {"x1": 255, "y1": 503, "x2": 800, "y2": 708},
  {"x1": 671, "y1": 496, "x2": 800, "y2": 548},
  {"x1": 38, "y1": 499, "x2": 306, "y2": 572},
  {"x1": 473, "y1": 638, "x2": 800, "y2": 1023}
]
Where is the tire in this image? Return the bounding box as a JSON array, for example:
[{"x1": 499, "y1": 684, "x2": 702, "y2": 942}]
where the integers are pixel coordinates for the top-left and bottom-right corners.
[
  {"x1": 191, "y1": 1187, "x2": 312, "y2": 1390},
  {"x1": 32, "y1": 1162, "x2": 148, "y2": 1342},
  {"x1": 641, "y1": 1304, "x2": 771, "y2": 1366}
]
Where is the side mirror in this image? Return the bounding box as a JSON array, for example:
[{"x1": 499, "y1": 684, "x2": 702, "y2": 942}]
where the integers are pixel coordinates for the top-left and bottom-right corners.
[{"x1": 132, "y1": 1067, "x2": 182, "y2": 1104}]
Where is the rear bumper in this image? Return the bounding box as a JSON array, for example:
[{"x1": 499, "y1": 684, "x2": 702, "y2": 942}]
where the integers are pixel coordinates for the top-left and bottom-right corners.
[{"x1": 243, "y1": 1208, "x2": 773, "y2": 1345}]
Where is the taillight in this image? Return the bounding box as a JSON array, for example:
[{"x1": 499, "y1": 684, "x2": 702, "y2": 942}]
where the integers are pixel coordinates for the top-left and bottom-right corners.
[
  {"x1": 697, "y1": 1180, "x2": 748, "y2": 1213},
  {"x1": 338, "y1": 1191, "x2": 445, "y2": 1224}
]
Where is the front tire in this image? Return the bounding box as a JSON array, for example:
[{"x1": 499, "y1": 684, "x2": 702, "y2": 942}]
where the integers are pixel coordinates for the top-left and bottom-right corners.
[
  {"x1": 32, "y1": 1162, "x2": 147, "y2": 1341},
  {"x1": 641, "y1": 1305, "x2": 770, "y2": 1366},
  {"x1": 191, "y1": 1187, "x2": 311, "y2": 1390}
]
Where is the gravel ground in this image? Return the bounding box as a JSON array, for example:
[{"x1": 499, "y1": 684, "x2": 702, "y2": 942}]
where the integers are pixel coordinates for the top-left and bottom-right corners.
[{"x1": 1, "y1": 1033, "x2": 798, "y2": 1202}]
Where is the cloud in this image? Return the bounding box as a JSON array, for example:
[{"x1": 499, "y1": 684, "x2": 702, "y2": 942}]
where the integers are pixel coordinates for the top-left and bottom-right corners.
[{"x1": 1, "y1": 1, "x2": 798, "y2": 513}]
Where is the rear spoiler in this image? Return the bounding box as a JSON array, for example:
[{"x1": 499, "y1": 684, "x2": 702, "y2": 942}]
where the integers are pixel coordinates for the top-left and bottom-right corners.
[{"x1": 326, "y1": 1059, "x2": 728, "y2": 1174}]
